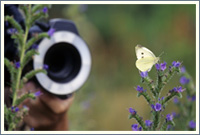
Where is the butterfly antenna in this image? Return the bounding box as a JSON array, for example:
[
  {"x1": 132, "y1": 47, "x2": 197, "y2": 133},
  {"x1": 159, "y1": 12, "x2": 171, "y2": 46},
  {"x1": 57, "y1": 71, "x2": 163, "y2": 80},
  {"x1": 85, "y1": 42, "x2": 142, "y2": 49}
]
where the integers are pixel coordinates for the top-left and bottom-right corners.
[{"x1": 158, "y1": 51, "x2": 164, "y2": 57}]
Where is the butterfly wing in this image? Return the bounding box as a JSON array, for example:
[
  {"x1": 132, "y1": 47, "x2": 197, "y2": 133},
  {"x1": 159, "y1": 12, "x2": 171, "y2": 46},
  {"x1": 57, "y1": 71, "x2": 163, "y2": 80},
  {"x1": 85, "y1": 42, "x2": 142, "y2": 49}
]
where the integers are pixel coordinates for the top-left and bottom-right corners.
[
  {"x1": 135, "y1": 45, "x2": 156, "y2": 59},
  {"x1": 136, "y1": 57, "x2": 159, "y2": 72}
]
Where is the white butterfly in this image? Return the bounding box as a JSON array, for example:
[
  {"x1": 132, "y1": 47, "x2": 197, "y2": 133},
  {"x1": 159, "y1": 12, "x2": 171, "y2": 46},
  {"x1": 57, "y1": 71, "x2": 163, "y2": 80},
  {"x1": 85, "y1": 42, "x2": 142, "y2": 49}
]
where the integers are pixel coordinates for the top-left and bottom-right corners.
[{"x1": 135, "y1": 45, "x2": 159, "y2": 72}]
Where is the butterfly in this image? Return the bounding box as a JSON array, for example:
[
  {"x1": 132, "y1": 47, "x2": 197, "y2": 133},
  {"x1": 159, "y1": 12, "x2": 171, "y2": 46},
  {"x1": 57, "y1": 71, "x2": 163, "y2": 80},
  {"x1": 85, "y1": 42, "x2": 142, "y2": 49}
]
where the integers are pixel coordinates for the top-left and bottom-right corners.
[{"x1": 135, "y1": 45, "x2": 159, "y2": 72}]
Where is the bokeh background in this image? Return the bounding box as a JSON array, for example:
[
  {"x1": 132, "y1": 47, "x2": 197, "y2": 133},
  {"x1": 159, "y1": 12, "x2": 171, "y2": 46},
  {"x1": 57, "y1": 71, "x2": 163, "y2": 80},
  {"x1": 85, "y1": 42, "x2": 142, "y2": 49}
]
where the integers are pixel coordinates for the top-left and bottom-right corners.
[{"x1": 48, "y1": 4, "x2": 196, "y2": 130}]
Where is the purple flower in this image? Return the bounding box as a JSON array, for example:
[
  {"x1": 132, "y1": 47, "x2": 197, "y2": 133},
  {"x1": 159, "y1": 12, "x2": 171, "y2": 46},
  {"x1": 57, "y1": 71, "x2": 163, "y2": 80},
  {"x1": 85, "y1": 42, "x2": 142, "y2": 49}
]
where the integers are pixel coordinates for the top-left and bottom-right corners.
[
  {"x1": 155, "y1": 63, "x2": 160, "y2": 70},
  {"x1": 173, "y1": 86, "x2": 184, "y2": 93},
  {"x1": 47, "y1": 28, "x2": 55, "y2": 37},
  {"x1": 31, "y1": 127, "x2": 34, "y2": 131},
  {"x1": 34, "y1": 91, "x2": 41, "y2": 97},
  {"x1": 192, "y1": 95, "x2": 196, "y2": 101},
  {"x1": 173, "y1": 97, "x2": 179, "y2": 104},
  {"x1": 11, "y1": 106, "x2": 19, "y2": 112},
  {"x1": 189, "y1": 120, "x2": 196, "y2": 129},
  {"x1": 187, "y1": 95, "x2": 196, "y2": 102},
  {"x1": 43, "y1": 64, "x2": 49, "y2": 70},
  {"x1": 160, "y1": 62, "x2": 167, "y2": 71},
  {"x1": 166, "y1": 114, "x2": 173, "y2": 121},
  {"x1": 172, "y1": 61, "x2": 181, "y2": 67},
  {"x1": 140, "y1": 71, "x2": 148, "y2": 78},
  {"x1": 151, "y1": 104, "x2": 155, "y2": 110},
  {"x1": 32, "y1": 44, "x2": 38, "y2": 50},
  {"x1": 5, "y1": 21, "x2": 9, "y2": 27},
  {"x1": 159, "y1": 96, "x2": 165, "y2": 101},
  {"x1": 7, "y1": 28, "x2": 17, "y2": 34},
  {"x1": 180, "y1": 76, "x2": 190, "y2": 85},
  {"x1": 14, "y1": 61, "x2": 20, "y2": 69},
  {"x1": 136, "y1": 85, "x2": 146, "y2": 93},
  {"x1": 172, "y1": 112, "x2": 176, "y2": 117},
  {"x1": 129, "y1": 108, "x2": 137, "y2": 115},
  {"x1": 43, "y1": 7, "x2": 48, "y2": 13},
  {"x1": 131, "y1": 124, "x2": 142, "y2": 131},
  {"x1": 15, "y1": 107, "x2": 19, "y2": 112},
  {"x1": 181, "y1": 66, "x2": 186, "y2": 73},
  {"x1": 145, "y1": 120, "x2": 152, "y2": 127},
  {"x1": 167, "y1": 125, "x2": 172, "y2": 130},
  {"x1": 154, "y1": 103, "x2": 162, "y2": 111}
]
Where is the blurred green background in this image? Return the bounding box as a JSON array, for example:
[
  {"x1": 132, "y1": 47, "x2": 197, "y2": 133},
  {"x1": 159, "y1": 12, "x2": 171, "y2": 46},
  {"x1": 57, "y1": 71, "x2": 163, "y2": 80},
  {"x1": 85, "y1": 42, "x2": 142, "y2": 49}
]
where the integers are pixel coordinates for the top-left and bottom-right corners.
[{"x1": 48, "y1": 4, "x2": 196, "y2": 130}]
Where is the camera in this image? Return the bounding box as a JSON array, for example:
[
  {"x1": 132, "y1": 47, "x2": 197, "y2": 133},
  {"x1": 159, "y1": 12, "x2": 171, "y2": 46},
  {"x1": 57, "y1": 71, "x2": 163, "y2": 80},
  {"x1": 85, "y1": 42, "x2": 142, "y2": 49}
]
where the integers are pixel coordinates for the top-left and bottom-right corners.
[
  {"x1": 5, "y1": 5, "x2": 91, "y2": 97},
  {"x1": 34, "y1": 19, "x2": 91, "y2": 96}
]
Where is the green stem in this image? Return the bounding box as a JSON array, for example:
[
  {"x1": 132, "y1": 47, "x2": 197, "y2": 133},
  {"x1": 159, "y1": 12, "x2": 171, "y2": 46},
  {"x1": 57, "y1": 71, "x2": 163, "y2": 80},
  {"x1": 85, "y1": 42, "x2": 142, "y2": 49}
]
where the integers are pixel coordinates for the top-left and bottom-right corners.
[
  {"x1": 153, "y1": 111, "x2": 160, "y2": 130},
  {"x1": 12, "y1": 5, "x2": 31, "y2": 107},
  {"x1": 142, "y1": 92, "x2": 153, "y2": 105},
  {"x1": 144, "y1": 77, "x2": 156, "y2": 97},
  {"x1": 134, "y1": 114, "x2": 148, "y2": 131}
]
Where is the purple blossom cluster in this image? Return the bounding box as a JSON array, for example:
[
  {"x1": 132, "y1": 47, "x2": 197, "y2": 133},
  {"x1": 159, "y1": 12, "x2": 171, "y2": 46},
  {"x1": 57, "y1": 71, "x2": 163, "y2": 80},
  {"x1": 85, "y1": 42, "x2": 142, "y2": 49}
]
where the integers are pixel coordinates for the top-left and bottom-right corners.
[
  {"x1": 172, "y1": 86, "x2": 184, "y2": 93},
  {"x1": 131, "y1": 124, "x2": 142, "y2": 131},
  {"x1": 11, "y1": 106, "x2": 19, "y2": 112},
  {"x1": 136, "y1": 85, "x2": 146, "y2": 93},
  {"x1": 145, "y1": 120, "x2": 152, "y2": 127},
  {"x1": 151, "y1": 103, "x2": 162, "y2": 111},
  {"x1": 140, "y1": 71, "x2": 148, "y2": 78},
  {"x1": 155, "y1": 61, "x2": 167, "y2": 71},
  {"x1": 180, "y1": 76, "x2": 190, "y2": 85},
  {"x1": 172, "y1": 61, "x2": 181, "y2": 67},
  {"x1": 166, "y1": 114, "x2": 173, "y2": 121},
  {"x1": 129, "y1": 107, "x2": 137, "y2": 115}
]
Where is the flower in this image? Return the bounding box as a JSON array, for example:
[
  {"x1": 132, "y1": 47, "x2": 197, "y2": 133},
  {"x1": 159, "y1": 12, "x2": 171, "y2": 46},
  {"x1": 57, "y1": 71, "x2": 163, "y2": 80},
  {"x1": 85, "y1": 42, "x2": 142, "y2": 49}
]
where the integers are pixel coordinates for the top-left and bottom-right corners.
[
  {"x1": 7, "y1": 28, "x2": 17, "y2": 34},
  {"x1": 43, "y1": 64, "x2": 49, "y2": 70},
  {"x1": 30, "y1": 127, "x2": 34, "y2": 131},
  {"x1": 167, "y1": 125, "x2": 172, "y2": 130},
  {"x1": 15, "y1": 107, "x2": 19, "y2": 112},
  {"x1": 14, "y1": 61, "x2": 20, "y2": 69},
  {"x1": 145, "y1": 120, "x2": 152, "y2": 127},
  {"x1": 32, "y1": 44, "x2": 38, "y2": 50},
  {"x1": 131, "y1": 124, "x2": 142, "y2": 131},
  {"x1": 166, "y1": 114, "x2": 173, "y2": 121},
  {"x1": 140, "y1": 71, "x2": 148, "y2": 78},
  {"x1": 5, "y1": 21, "x2": 9, "y2": 27},
  {"x1": 154, "y1": 103, "x2": 162, "y2": 111},
  {"x1": 47, "y1": 28, "x2": 55, "y2": 37},
  {"x1": 181, "y1": 66, "x2": 186, "y2": 73},
  {"x1": 43, "y1": 7, "x2": 48, "y2": 13},
  {"x1": 155, "y1": 63, "x2": 160, "y2": 70},
  {"x1": 160, "y1": 62, "x2": 167, "y2": 71},
  {"x1": 173, "y1": 86, "x2": 184, "y2": 93},
  {"x1": 34, "y1": 91, "x2": 41, "y2": 97},
  {"x1": 189, "y1": 120, "x2": 196, "y2": 129},
  {"x1": 173, "y1": 97, "x2": 179, "y2": 104},
  {"x1": 192, "y1": 95, "x2": 196, "y2": 101},
  {"x1": 11, "y1": 106, "x2": 19, "y2": 112},
  {"x1": 172, "y1": 61, "x2": 181, "y2": 67},
  {"x1": 136, "y1": 85, "x2": 146, "y2": 93},
  {"x1": 159, "y1": 96, "x2": 165, "y2": 101},
  {"x1": 129, "y1": 107, "x2": 137, "y2": 115},
  {"x1": 180, "y1": 76, "x2": 190, "y2": 85},
  {"x1": 172, "y1": 112, "x2": 176, "y2": 117}
]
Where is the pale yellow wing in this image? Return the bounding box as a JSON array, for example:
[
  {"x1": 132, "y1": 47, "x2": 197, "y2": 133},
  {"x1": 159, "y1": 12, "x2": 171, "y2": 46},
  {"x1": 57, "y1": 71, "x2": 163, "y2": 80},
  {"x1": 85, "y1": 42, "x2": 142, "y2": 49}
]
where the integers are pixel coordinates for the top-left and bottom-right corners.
[{"x1": 136, "y1": 57, "x2": 159, "y2": 72}]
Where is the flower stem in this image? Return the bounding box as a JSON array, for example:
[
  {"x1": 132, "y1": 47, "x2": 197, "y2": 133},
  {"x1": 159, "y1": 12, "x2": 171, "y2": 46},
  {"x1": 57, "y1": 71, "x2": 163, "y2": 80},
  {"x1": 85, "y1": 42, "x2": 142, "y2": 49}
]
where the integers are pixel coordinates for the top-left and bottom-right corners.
[{"x1": 134, "y1": 114, "x2": 148, "y2": 131}]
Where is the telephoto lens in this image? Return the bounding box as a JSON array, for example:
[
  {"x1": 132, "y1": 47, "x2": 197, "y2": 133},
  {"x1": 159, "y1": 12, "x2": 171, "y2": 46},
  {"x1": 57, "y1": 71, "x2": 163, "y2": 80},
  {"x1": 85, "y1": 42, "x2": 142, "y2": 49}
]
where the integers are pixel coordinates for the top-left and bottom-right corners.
[{"x1": 34, "y1": 19, "x2": 91, "y2": 97}]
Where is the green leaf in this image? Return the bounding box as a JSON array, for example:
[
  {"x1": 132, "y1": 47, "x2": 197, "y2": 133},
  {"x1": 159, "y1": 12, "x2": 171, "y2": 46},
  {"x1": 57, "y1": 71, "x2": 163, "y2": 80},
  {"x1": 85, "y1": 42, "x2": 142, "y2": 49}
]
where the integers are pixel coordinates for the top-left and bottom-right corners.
[
  {"x1": 21, "y1": 69, "x2": 47, "y2": 84},
  {"x1": 26, "y1": 32, "x2": 49, "y2": 50},
  {"x1": 5, "y1": 16, "x2": 24, "y2": 34},
  {"x1": 176, "y1": 92, "x2": 182, "y2": 98},
  {"x1": 128, "y1": 114, "x2": 133, "y2": 119},
  {"x1": 15, "y1": 93, "x2": 35, "y2": 106},
  {"x1": 22, "y1": 49, "x2": 39, "y2": 68},
  {"x1": 32, "y1": 4, "x2": 51, "y2": 13}
]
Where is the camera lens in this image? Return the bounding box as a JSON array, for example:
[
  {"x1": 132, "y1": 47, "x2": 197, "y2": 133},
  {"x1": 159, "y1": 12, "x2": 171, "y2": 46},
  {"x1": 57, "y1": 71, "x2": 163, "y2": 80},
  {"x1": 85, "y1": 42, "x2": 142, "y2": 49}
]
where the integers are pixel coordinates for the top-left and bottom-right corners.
[{"x1": 44, "y1": 42, "x2": 81, "y2": 83}]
